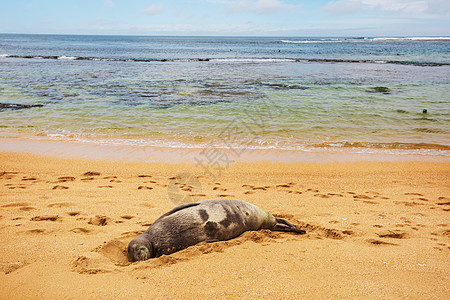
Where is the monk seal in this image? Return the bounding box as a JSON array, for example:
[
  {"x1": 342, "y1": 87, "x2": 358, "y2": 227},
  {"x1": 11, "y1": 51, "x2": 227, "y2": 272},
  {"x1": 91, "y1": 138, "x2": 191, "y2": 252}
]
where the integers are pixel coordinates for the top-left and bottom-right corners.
[{"x1": 127, "y1": 199, "x2": 305, "y2": 262}]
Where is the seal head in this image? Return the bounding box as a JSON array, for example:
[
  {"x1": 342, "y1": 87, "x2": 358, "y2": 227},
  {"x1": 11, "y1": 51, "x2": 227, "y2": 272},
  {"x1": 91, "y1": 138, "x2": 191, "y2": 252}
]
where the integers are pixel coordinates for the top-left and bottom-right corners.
[{"x1": 127, "y1": 236, "x2": 153, "y2": 262}]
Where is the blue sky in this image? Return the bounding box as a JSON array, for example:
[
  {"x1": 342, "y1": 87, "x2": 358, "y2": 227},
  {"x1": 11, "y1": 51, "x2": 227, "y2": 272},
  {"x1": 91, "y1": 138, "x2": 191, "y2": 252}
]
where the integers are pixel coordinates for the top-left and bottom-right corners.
[{"x1": 0, "y1": 0, "x2": 449, "y2": 36}]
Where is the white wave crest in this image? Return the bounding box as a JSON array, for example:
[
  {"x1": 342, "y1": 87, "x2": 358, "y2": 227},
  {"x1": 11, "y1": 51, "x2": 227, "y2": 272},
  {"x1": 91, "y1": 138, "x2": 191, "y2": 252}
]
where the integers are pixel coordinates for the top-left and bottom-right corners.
[
  {"x1": 57, "y1": 56, "x2": 78, "y2": 60},
  {"x1": 209, "y1": 58, "x2": 295, "y2": 63}
]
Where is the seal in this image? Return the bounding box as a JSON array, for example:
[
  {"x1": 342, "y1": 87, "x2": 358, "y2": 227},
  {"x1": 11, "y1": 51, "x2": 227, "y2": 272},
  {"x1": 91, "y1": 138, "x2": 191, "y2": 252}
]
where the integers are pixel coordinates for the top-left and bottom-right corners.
[{"x1": 127, "y1": 199, "x2": 305, "y2": 262}]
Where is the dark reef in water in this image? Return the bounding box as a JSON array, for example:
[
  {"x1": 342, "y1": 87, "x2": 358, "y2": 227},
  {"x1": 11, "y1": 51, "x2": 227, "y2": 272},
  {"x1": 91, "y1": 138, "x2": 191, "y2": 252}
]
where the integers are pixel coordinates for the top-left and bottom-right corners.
[
  {"x1": 366, "y1": 86, "x2": 391, "y2": 94},
  {"x1": 2, "y1": 54, "x2": 448, "y2": 67},
  {"x1": 0, "y1": 103, "x2": 44, "y2": 111}
]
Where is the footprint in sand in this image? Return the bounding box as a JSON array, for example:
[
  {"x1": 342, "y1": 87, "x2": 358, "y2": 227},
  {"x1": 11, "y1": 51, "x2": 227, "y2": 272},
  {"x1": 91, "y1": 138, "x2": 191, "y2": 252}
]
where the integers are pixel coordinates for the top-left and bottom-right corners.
[
  {"x1": 412, "y1": 197, "x2": 429, "y2": 202},
  {"x1": 327, "y1": 193, "x2": 344, "y2": 197},
  {"x1": 217, "y1": 194, "x2": 235, "y2": 198},
  {"x1": 138, "y1": 174, "x2": 152, "y2": 178},
  {"x1": 21, "y1": 177, "x2": 37, "y2": 181},
  {"x1": 314, "y1": 194, "x2": 331, "y2": 198},
  {"x1": 88, "y1": 215, "x2": 109, "y2": 226},
  {"x1": 138, "y1": 221, "x2": 152, "y2": 227},
  {"x1": 377, "y1": 230, "x2": 408, "y2": 239},
  {"x1": 0, "y1": 171, "x2": 19, "y2": 180},
  {"x1": 190, "y1": 194, "x2": 206, "y2": 197},
  {"x1": 83, "y1": 171, "x2": 101, "y2": 176},
  {"x1": 394, "y1": 200, "x2": 431, "y2": 207},
  {"x1": 242, "y1": 185, "x2": 271, "y2": 191},
  {"x1": 22, "y1": 228, "x2": 46, "y2": 234},
  {"x1": 405, "y1": 192, "x2": 423, "y2": 196},
  {"x1": 48, "y1": 202, "x2": 74, "y2": 208},
  {"x1": 67, "y1": 211, "x2": 81, "y2": 216},
  {"x1": 52, "y1": 185, "x2": 69, "y2": 190},
  {"x1": 137, "y1": 186, "x2": 153, "y2": 190},
  {"x1": 431, "y1": 229, "x2": 450, "y2": 237},
  {"x1": 2, "y1": 202, "x2": 31, "y2": 208},
  {"x1": 58, "y1": 176, "x2": 76, "y2": 182},
  {"x1": 363, "y1": 200, "x2": 379, "y2": 204},
  {"x1": 275, "y1": 183, "x2": 296, "y2": 189},
  {"x1": 31, "y1": 215, "x2": 60, "y2": 221},
  {"x1": 286, "y1": 190, "x2": 302, "y2": 194},
  {"x1": 366, "y1": 239, "x2": 399, "y2": 246},
  {"x1": 213, "y1": 186, "x2": 227, "y2": 191},
  {"x1": 2, "y1": 202, "x2": 35, "y2": 211},
  {"x1": 436, "y1": 197, "x2": 450, "y2": 206},
  {"x1": 20, "y1": 206, "x2": 35, "y2": 211},
  {"x1": 6, "y1": 184, "x2": 27, "y2": 189},
  {"x1": 353, "y1": 195, "x2": 379, "y2": 204}
]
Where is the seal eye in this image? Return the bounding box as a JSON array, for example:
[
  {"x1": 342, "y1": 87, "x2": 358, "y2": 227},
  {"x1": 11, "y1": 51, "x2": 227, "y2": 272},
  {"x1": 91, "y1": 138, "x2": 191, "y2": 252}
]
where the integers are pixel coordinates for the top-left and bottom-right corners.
[{"x1": 138, "y1": 246, "x2": 150, "y2": 261}]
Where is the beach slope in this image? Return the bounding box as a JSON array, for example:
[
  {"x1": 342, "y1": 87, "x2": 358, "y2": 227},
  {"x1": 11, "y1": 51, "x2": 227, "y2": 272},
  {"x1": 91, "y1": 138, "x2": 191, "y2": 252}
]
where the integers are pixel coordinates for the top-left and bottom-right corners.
[{"x1": 0, "y1": 152, "x2": 449, "y2": 298}]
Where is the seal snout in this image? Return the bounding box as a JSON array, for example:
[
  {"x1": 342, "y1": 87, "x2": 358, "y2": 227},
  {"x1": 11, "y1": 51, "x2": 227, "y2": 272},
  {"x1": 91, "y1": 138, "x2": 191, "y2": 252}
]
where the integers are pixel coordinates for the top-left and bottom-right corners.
[{"x1": 127, "y1": 238, "x2": 152, "y2": 262}]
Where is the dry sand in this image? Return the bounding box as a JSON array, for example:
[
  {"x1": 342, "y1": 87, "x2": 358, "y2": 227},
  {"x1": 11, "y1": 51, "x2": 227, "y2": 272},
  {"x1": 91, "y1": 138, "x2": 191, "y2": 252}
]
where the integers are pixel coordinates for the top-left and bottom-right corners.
[{"x1": 0, "y1": 151, "x2": 449, "y2": 299}]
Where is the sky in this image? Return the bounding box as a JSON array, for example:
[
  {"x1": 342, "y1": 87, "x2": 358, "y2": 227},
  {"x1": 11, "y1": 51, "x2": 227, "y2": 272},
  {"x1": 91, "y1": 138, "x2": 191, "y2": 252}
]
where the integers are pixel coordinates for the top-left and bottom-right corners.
[{"x1": 0, "y1": 0, "x2": 449, "y2": 36}]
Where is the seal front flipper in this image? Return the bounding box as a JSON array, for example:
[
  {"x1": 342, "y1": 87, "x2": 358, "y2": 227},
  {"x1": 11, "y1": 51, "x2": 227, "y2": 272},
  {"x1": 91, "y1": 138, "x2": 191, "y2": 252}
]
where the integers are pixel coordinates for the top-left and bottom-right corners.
[{"x1": 273, "y1": 217, "x2": 306, "y2": 234}]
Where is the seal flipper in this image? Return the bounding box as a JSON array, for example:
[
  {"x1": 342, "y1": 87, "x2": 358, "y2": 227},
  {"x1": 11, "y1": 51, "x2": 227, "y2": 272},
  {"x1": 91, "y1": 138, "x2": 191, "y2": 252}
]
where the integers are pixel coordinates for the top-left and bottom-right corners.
[{"x1": 272, "y1": 217, "x2": 306, "y2": 234}]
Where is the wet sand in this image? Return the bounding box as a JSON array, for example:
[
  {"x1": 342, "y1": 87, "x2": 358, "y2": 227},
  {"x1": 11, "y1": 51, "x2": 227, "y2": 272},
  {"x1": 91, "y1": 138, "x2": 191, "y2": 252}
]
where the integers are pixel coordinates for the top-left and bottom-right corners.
[{"x1": 0, "y1": 152, "x2": 449, "y2": 298}]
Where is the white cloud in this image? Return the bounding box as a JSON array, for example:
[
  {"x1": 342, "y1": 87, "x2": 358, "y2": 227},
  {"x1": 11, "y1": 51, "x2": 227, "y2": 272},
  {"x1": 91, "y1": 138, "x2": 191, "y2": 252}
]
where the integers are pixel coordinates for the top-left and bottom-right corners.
[
  {"x1": 362, "y1": 0, "x2": 427, "y2": 14},
  {"x1": 425, "y1": 0, "x2": 450, "y2": 15},
  {"x1": 142, "y1": 3, "x2": 165, "y2": 16},
  {"x1": 323, "y1": 0, "x2": 450, "y2": 16},
  {"x1": 227, "y1": 0, "x2": 301, "y2": 15},
  {"x1": 323, "y1": 0, "x2": 362, "y2": 15},
  {"x1": 42, "y1": 17, "x2": 55, "y2": 25},
  {"x1": 103, "y1": 0, "x2": 115, "y2": 10}
]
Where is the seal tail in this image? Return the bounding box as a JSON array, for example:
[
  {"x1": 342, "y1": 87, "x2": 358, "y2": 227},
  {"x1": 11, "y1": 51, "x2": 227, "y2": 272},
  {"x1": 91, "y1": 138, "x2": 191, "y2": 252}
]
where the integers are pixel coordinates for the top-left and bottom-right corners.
[{"x1": 272, "y1": 217, "x2": 306, "y2": 234}]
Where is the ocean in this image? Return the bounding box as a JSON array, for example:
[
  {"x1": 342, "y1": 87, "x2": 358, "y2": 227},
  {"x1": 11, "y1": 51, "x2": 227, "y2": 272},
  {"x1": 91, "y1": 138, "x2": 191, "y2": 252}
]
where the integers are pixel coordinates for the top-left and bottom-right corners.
[{"x1": 0, "y1": 34, "x2": 449, "y2": 158}]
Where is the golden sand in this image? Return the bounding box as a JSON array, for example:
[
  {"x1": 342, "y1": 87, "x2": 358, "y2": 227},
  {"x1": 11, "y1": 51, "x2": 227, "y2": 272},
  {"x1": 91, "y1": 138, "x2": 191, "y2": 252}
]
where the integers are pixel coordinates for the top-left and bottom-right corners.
[{"x1": 0, "y1": 151, "x2": 449, "y2": 298}]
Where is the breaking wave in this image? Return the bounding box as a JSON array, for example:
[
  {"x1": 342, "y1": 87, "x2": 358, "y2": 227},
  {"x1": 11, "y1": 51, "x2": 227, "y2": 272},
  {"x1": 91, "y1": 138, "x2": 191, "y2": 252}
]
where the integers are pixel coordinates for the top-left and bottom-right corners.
[{"x1": 1, "y1": 54, "x2": 447, "y2": 67}]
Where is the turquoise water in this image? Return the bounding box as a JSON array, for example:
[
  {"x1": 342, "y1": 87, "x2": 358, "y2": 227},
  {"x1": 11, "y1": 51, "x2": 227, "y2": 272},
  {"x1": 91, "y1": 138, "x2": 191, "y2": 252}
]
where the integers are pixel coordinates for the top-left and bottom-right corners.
[{"x1": 0, "y1": 35, "x2": 449, "y2": 153}]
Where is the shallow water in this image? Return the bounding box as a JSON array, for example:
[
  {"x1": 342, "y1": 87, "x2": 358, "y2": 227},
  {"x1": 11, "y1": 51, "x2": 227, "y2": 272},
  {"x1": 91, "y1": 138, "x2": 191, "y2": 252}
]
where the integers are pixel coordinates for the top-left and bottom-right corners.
[{"x1": 0, "y1": 34, "x2": 449, "y2": 156}]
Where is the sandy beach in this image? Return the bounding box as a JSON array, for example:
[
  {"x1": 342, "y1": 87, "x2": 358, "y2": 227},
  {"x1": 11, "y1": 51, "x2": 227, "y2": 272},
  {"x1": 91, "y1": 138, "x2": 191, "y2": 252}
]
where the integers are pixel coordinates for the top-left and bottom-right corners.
[{"x1": 0, "y1": 151, "x2": 449, "y2": 298}]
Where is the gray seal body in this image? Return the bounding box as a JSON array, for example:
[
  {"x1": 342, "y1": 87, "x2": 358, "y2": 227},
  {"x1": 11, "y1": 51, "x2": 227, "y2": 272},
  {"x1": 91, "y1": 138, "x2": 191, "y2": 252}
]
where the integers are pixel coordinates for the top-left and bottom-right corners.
[{"x1": 127, "y1": 199, "x2": 305, "y2": 262}]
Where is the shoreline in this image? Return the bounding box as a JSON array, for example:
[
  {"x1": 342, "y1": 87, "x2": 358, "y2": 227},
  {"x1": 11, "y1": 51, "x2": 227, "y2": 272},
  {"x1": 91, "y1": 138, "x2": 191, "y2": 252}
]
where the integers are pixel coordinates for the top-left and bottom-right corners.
[{"x1": 0, "y1": 131, "x2": 449, "y2": 164}]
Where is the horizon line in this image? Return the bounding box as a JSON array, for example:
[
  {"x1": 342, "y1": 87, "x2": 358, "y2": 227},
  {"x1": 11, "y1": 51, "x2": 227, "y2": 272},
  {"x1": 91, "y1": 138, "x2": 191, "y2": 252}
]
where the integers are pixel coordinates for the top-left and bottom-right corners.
[{"x1": 1, "y1": 32, "x2": 450, "y2": 39}]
